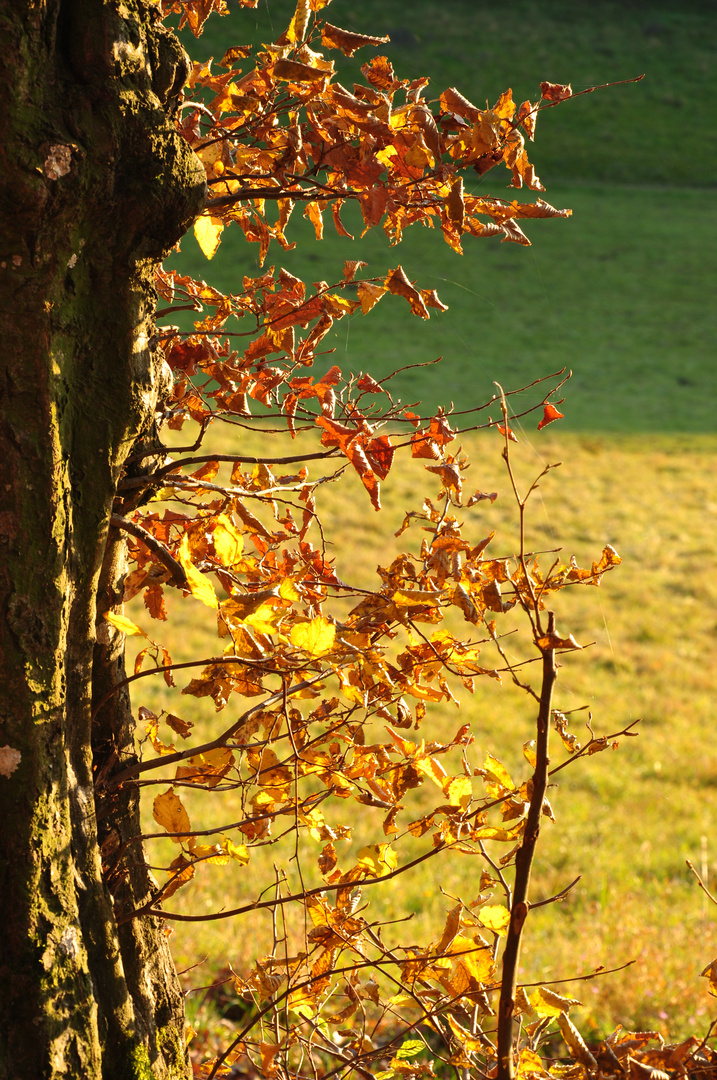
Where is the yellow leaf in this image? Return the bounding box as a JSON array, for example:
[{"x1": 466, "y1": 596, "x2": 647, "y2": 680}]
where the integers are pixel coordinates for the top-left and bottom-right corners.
[
  {"x1": 224, "y1": 838, "x2": 250, "y2": 865},
  {"x1": 536, "y1": 631, "x2": 583, "y2": 651},
  {"x1": 288, "y1": 987, "x2": 317, "y2": 1019},
  {"x1": 175, "y1": 746, "x2": 234, "y2": 788},
  {"x1": 446, "y1": 776, "x2": 472, "y2": 808},
  {"x1": 483, "y1": 752, "x2": 513, "y2": 790},
  {"x1": 449, "y1": 934, "x2": 495, "y2": 984},
  {"x1": 530, "y1": 986, "x2": 582, "y2": 1018},
  {"x1": 702, "y1": 959, "x2": 717, "y2": 997},
  {"x1": 446, "y1": 1015, "x2": 486, "y2": 1054},
  {"x1": 392, "y1": 588, "x2": 443, "y2": 607},
  {"x1": 212, "y1": 514, "x2": 244, "y2": 567},
  {"x1": 523, "y1": 740, "x2": 537, "y2": 768},
  {"x1": 477, "y1": 904, "x2": 511, "y2": 936},
  {"x1": 356, "y1": 843, "x2": 397, "y2": 877},
  {"x1": 153, "y1": 789, "x2": 191, "y2": 843},
  {"x1": 284, "y1": 0, "x2": 311, "y2": 43},
  {"x1": 248, "y1": 747, "x2": 292, "y2": 789},
  {"x1": 517, "y1": 1048, "x2": 549, "y2": 1077},
  {"x1": 163, "y1": 855, "x2": 195, "y2": 900},
  {"x1": 290, "y1": 616, "x2": 336, "y2": 657},
  {"x1": 189, "y1": 842, "x2": 230, "y2": 865},
  {"x1": 279, "y1": 577, "x2": 301, "y2": 602},
  {"x1": 194, "y1": 214, "x2": 224, "y2": 260},
  {"x1": 335, "y1": 667, "x2": 367, "y2": 706},
  {"x1": 260, "y1": 1042, "x2": 281, "y2": 1078},
  {"x1": 557, "y1": 1013, "x2": 597, "y2": 1070},
  {"x1": 472, "y1": 823, "x2": 523, "y2": 842},
  {"x1": 242, "y1": 601, "x2": 281, "y2": 635},
  {"x1": 414, "y1": 755, "x2": 448, "y2": 789},
  {"x1": 178, "y1": 534, "x2": 218, "y2": 609},
  {"x1": 104, "y1": 611, "x2": 147, "y2": 637}
]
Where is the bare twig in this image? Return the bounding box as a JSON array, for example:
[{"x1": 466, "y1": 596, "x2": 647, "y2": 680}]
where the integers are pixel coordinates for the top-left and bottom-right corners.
[
  {"x1": 687, "y1": 859, "x2": 717, "y2": 907},
  {"x1": 110, "y1": 514, "x2": 187, "y2": 588},
  {"x1": 530, "y1": 875, "x2": 581, "y2": 910},
  {"x1": 497, "y1": 612, "x2": 557, "y2": 1080}
]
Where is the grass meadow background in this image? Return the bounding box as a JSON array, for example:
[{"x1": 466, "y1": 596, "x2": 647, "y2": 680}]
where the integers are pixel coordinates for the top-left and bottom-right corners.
[{"x1": 136, "y1": 0, "x2": 717, "y2": 1048}]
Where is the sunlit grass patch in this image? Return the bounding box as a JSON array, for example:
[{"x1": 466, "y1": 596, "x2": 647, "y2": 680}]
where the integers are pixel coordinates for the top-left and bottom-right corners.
[{"x1": 127, "y1": 427, "x2": 717, "y2": 1040}]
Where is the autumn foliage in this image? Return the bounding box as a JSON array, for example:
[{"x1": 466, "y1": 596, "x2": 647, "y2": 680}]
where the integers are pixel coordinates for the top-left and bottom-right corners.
[{"x1": 97, "y1": 3, "x2": 717, "y2": 1079}]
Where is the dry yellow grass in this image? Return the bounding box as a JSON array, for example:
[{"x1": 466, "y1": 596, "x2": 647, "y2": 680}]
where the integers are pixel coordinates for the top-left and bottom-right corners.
[{"x1": 127, "y1": 427, "x2": 717, "y2": 1041}]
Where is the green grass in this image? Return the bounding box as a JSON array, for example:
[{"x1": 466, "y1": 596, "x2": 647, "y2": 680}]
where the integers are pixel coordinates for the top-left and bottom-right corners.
[
  {"x1": 177, "y1": 0, "x2": 717, "y2": 187},
  {"x1": 167, "y1": 183, "x2": 717, "y2": 431},
  {"x1": 165, "y1": 0, "x2": 717, "y2": 432}
]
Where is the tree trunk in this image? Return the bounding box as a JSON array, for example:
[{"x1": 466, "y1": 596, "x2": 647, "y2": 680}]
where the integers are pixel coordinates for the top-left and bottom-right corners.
[{"x1": 0, "y1": 2, "x2": 205, "y2": 1076}]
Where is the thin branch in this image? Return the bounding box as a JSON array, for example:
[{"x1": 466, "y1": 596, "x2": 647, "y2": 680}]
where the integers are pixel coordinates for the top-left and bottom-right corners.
[
  {"x1": 497, "y1": 612, "x2": 557, "y2": 1080},
  {"x1": 687, "y1": 860, "x2": 717, "y2": 907},
  {"x1": 110, "y1": 514, "x2": 187, "y2": 588},
  {"x1": 107, "y1": 671, "x2": 329, "y2": 787},
  {"x1": 530, "y1": 875, "x2": 581, "y2": 910},
  {"x1": 126, "y1": 832, "x2": 457, "y2": 923},
  {"x1": 548, "y1": 719, "x2": 640, "y2": 776},
  {"x1": 515, "y1": 958, "x2": 637, "y2": 990},
  {"x1": 91, "y1": 653, "x2": 280, "y2": 722}
]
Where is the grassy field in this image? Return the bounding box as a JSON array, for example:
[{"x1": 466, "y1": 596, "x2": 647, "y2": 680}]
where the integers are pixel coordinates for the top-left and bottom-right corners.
[
  {"x1": 166, "y1": 0, "x2": 717, "y2": 433},
  {"x1": 135, "y1": 0, "x2": 717, "y2": 1053},
  {"x1": 168, "y1": 184, "x2": 717, "y2": 432},
  {"x1": 129, "y1": 428, "x2": 717, "y2": 1045}
]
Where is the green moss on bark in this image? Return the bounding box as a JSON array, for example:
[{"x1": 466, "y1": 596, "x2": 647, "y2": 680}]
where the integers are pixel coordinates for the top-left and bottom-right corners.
[{"x1": 0, "y1": 1, "x2": 204, "y2": 1076}]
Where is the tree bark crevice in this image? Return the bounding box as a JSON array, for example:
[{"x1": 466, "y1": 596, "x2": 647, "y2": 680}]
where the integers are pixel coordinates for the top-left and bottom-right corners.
[{"x1": 0, "y1": 2, "x2": 205, "y2": 1076}]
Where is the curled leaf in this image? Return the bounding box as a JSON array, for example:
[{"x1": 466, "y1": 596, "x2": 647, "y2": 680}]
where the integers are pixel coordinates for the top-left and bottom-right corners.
[{"x1": 537, "y1": 403, "x2": 565, "y2": 429}]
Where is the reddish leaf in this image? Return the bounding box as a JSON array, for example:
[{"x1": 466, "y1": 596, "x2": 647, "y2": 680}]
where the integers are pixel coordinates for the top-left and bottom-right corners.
[
  {"x1": 537, "y1": 403, "x2": 565, "y2": 429},
  {"x1": 385, "y1": 267, "x2": 430, "y2": 319},
  {"x1": 321, "y1": 22, "x2": 389, "y2": 57},
  {"x1": 540, "y1": 81, "x2": 573, "y2": 102}
]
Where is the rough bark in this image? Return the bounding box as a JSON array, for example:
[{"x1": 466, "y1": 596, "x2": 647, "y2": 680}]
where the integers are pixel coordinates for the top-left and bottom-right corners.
[{"x1": 0, "y1": 2, "x2": 205, "y2": 1076}]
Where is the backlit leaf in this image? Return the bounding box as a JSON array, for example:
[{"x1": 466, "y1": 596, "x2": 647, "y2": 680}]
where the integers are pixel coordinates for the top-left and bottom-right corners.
[
  {"x1": 477, "y1": 904, "x2": 511, "y2": 936},
  {"x1": 321, "y1": 22, "x2": 389, "y2": 56},
  {"x1": 537, "y1": 403, "x2": 565, "y2": 429},
  {"x1": 446, "y1": 777, "x2": 472, "y2": 808},
  {"x1": 290, "y1": 616, "x2": 336, "y2": 656},
  {"x1": 178, "y1": 534, "x2": 219, "y2": 609},
  {"x1": 104, "y1": 611, "x2": 147, "y2": 637},
  {"x1": 701, "y1": 958, "x2": 717, "y2": 997},
  {"x1": 162, "y1": 855, "x2": 195, "y2": 901},
  {"x1": 529, "y1": 987, "x2": 582, "y2": 1018},
  {"x1": 482, "y1": 752, "x2": 514, "y2": 790},
  {"x1": 153, "y1": 788, "x2": 192, "y2": 843},
  {"x1": 394, "y1": 1041, "x2": 423, "y2": 1060},
  {"x1": 449, "y1": 934, "x2": 495, "y2": 984},
  {"x1": 212, "y1": 514, "x2": 244, "y2": 566},
  {"x1": 356, "y1": 843, "x2": 397, "y2": 877},
  {"x1": 194, "y1": 215, "x2": 225, "y2": 260},
  {"x1": 540, "y1": 81, "x2": 573, "y2": 102},
  {"x1": 536, "y1": 631, "x2": 583, "y2": 651}
]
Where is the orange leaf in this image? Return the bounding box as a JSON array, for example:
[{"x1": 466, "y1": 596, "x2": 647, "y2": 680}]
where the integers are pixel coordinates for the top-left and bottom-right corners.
[
  {"x1": 540, "y1": 81, "x2": 573, "y2": 102},
  {"x1": 366, "y1": 434, "x2": 394, "y2": 480},
  {"x1": 321, "y1": 22, "x2": 389, "y2": 57},
  {"x1": 273, "y1": 58, "x2": 326, "y2": 84},
  {"x1": 143, "y1": 583, "x2": 167, "y2": 621},
  {"x1": 496, "y1": 423, "x2": 518, "y2": 443},
  {"x1": 153, "y1": 789, "x2": 192, "y2": 842},
  {"x1": 385, "y1": 266, "x2": 430, "y2": 319},
  {"x1": 537, "y1": 403, "x2": 565, "y2": 429},
  {"x1": 357, "y1": 373, "x2": 384, "y2": 394}
]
